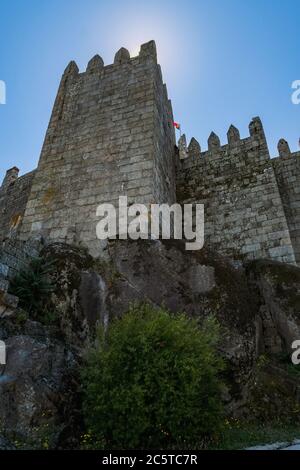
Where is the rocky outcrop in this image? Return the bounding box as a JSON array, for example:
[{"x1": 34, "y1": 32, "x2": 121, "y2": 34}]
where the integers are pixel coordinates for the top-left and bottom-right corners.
[
  {"x1": 248, "y1": 260, "x2": 300, "y2": 354},
  {"x1": 0, "y1": 435, "x2": 15, "y2": 450},
  {"x1": 0, "y1": 318, "x2": 80, "y2": 449},
  {"x1": 1, "y1": 240, "x2": 300, "y2": 447}
]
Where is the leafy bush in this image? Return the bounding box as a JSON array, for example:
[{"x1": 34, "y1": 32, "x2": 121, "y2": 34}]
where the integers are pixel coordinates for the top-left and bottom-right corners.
[
  {"x1": 9, "y1": 257, "x2": 55, "y2": 320},
  {"x1": 81, "y1": 304, "x2": 224, "y2": 449}
]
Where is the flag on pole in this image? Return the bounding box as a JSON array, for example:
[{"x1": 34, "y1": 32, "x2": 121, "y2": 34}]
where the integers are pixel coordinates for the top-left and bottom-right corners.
[{"x1": 173, "y1": 121, "x2": 180, "y2": 130}]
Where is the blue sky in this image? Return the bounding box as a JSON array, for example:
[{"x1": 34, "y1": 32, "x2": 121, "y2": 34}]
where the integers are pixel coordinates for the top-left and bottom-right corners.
[{"x1": 0, "y1": 0, "x2": 299, "y2": 177}]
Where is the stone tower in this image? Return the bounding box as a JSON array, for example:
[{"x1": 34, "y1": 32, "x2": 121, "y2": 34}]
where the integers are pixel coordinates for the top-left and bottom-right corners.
[
  {"x1": 19, "y1": 41, "x2": 176, "y2": 255},
  {"x1": 1, "y1": 40, "x2": 299, "y2": 266}
]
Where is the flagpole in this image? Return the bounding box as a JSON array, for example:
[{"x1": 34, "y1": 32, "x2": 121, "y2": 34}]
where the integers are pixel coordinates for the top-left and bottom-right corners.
[{"x1": 173, "y1": 121, "x2": 181, "y2": 139}]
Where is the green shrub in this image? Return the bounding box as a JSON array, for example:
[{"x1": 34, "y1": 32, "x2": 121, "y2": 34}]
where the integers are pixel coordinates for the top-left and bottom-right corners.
[
  {"x1": 9, "y1": 257, "x2": 55, "y2": 320},
  {"x1": 81, "y1": 304, "x2": 224, "y2": 449}
]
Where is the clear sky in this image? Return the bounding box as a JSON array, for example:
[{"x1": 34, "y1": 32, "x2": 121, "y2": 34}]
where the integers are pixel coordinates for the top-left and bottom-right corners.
[{"x1": 0, "y1": 0, "x2": 299, "y2": 178}]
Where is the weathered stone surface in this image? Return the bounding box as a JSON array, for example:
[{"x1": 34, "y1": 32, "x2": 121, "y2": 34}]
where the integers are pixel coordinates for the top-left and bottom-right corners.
[
  {"x1": 227, "y1": 124, "x2": 240, "y2": 144},
  {"x1": 63, "y1": 60, "x2": 79, "y2": 77},
  {"x1": 0, "y1": 239, "x2": 300, "y2": 445},
  {"x1": 0, "y1": 170, "x2": 36, "y2": 242},
  {"x1": 178, "y1": 134, "x2": 188, "y2": 159},
  {"x1": 86, "y1": 54, "x2": 104, "y2": 73},
  {"x1": 277, "y1": 138, "x2": 291, "y2": 158},
  {"x1": 187, "y1": 264, "x2": 215, "y2": 294},
  {"x1": 0, "y1": 326, "x2": 79, "y2": 449},
  {"x1": 41, "y1": 243, "x2": 101, "y2": 345},
  {"x1": 249, "y1": 116, "x2": 265, "y2": 138},
  {"x1": 177, "y1": 119, "x2": 297, "y2": 265},
  {"x1": 0, "y1": 291, "x2": 19, "y2": 318},
  {"x1": 107, "y1": 239, "x2": 257, "y2": 407},
  {"x1": 0, "y1": 276, "x2": 9, "y2": 292},
  {"x1": 272, "y1": 149, "x2": 300, "y2": 264},
  {"x1": 139, "y1": 40, "x2": 157, "y2": 61},
  {"x1": 79, "y1": 271, "x2": 108, "y2": 329},
  {"x1": 188, "y1": 137, "x2": 201, "y2": 157},
  {"x1": 1, "y1": 167, "x2": 19, "y2": 188},
  {"x1": 114, "y1": 47, "x2": 130, "y2": 64},
  {"x1": 16, "y1": 41, "x2": 175, "y2": 255},
  {"x1": 0, "y1": 42, "x2": 299, "y2": 267},
  {"x1": 208, "y1": 131, "x2": 221, "y2": 151},
  {"x1": 248, "y1": 259, "x2": 300, "y2": 354}
]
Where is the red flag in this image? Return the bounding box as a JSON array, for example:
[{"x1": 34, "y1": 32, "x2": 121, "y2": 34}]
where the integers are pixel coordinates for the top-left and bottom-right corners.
[{"x1": 173, "y1": 121, "x2": 180, "y2": 130}]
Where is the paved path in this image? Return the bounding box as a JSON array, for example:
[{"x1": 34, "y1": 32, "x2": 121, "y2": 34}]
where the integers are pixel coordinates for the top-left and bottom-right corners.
[
  {"x1": 246, "y1": 439, "x2": 300, "y2": 450},
  {"x1": 282, "y1": 444, "x2": 300, "y2": 450}
]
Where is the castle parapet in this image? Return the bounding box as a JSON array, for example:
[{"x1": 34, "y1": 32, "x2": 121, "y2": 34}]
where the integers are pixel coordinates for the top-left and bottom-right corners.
[
  {"x1": 139, "y1": 40, "x2": 157, "y2": 62},
  {"x1": 114, "y1": 47, "x2": 130, "y2": 65},
  {"x1": 86, "y1": 54, "x2": 104, "y2": 73},
  {"x1": 188, "y1": 138, "x2": 201, "y2": 157},
  {"x1": 63, "y1": 60, "x2": 79, "y2": 80},
  {"x1": 178, "y1": 134, "x2": 188, "y2": 159},
  {"x1": 277, "y1": 138, "x2": 291, "y2": 158},
  {"x1": 249, "y1": 116, "x2": 265, "y2": 140},
  {"x1": 208, "y1": 131, "x2": 221, "y2": 151},
  {"x1": 178, "y1": 116, "x2": 270, "y2": 166},
  {"x1": 227, "y1": 124, "x2": 240, "y2": 145},
  {"x1": 1, "y1": 167, "x2": 19, "y2": 189}
]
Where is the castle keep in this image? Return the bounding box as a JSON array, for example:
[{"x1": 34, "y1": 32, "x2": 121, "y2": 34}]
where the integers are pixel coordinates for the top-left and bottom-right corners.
[{"x1": 0, "y1": 41, "x2": 299, "y2": 264}]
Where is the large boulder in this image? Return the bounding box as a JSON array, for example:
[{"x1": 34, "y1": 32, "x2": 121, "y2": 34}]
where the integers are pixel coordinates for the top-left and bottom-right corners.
[
  {"x1": 0, "y1": 320, "x2": 80, "y2": 449},
  {"x1": 39, "y1": 240, "x2": 259, "y2": 409},
  {"x1": 1, "y1": 239, "x2": 300, "y2": 447},
  {"x1": 41, "y1": 243, "x2": 108, "y2": 346},
  {"x1": 107, "y1": 239, "x2": 258, "y2": 408},
  {"x1": 247, "y1": 259, "x2": 300, "y2": 354}
]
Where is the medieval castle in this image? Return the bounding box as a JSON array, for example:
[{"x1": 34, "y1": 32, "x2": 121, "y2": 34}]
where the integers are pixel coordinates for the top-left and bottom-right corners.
[{"x1": 0, "y1": 40, "x2": 299, "y2": 266}]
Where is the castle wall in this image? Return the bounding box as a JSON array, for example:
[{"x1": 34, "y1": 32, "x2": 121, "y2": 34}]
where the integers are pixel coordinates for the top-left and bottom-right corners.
[
  {"x1": 176, "y1": 118, "x2": 296, "y2": 264},
  {"x1": 0, "y1": 238, "x2": 40, "y2": 280},
  {"x1": 0, "y1": 170, "x2": 36, "y2": 242},
  {"x1": 152, "y1": 70, "x2": 176, "y2": 204},
  {"x1": 19, "y1": 41, "x2": 176, "y2": 256},
  {"x1": 0, "y1": 41, "x2": 298, "y2": 266},
  {"x1": 272, "y1": 151, "x2": 300, "y2": 264}
]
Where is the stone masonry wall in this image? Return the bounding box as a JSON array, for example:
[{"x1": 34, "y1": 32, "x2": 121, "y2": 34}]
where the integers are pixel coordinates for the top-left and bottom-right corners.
[
  {"x1": 0, "y1": 41, "x2": 298, "y2": 266},
  {"x1": 272, "y1": 149, "x2": 300, "y2": 264},
  {"x1": 0, "y1": 169, "x2": 36, "y2": 243},
  {"x1": 176, "y1": 118, "x2": 296, "y2": 264},
  {"x1": 19, "y1": 41, "x2": 176, "y2": 256},
  {"x1": 152, "y1": 66, "x2": 176, "y2": 204},
  {"x1": 0, "y1": 238, "x2": 41, "y2": 281}
]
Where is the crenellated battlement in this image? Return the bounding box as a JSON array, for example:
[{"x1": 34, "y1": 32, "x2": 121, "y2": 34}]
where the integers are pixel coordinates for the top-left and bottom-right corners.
[
  {"x1": 0, "y1": 41, "x2": 299, "y2": 266},
  {"x1": 272, "y1": 146, "x2": 300, "y2": 263},
  {"x1": 58, "y1": 40, "x2": 158, "y2": 83},
  {"x1": 180, "y1": 117, "x2": 268, "y2": 167},
  {"x1": 176, "y1": 117, "x2": 298, "y2": 265},
  {"x1": 16, "y1": 40, "x2": 175, "y2": 256}
]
